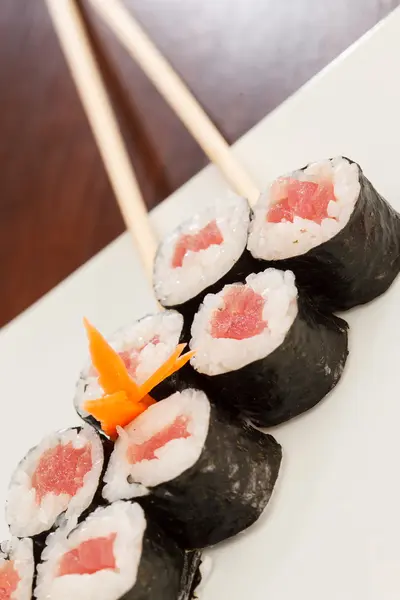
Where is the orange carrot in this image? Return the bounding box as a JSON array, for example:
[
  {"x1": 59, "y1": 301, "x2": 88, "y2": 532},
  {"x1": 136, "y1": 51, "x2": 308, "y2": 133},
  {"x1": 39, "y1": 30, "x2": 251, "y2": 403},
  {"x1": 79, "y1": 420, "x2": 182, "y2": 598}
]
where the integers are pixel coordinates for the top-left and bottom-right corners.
[
  {"x1": 140, "y1": 394, "x2": 157, "y2": 408},
  {"x1": 84, "y1": 392, "x2": 156, "y2": 439},
  {"x1": 166, "y1": 350, "x2": 196, "y2": 378},
  {"x1": 84, "y1": 319, "x2": 139, "y2": 397},
  {"x1": 137, "y1": 344, "x2": 186, "y2": 398},
  {"x1": 83, "y1": 320, "x2": 196, "y2": 437}
]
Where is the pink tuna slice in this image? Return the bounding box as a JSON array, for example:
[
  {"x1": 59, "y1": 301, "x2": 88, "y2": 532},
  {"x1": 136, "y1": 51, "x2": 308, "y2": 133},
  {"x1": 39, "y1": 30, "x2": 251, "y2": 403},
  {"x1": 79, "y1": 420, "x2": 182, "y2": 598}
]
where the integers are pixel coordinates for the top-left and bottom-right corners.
[
  {"x1": 267, "y1": 178, "x2": 335, "y2": 224},
  {"x1": 0, "y1": 561, "x2": 19, "y2": 600},
  {"x1": 31, "y1": 442, "x2": 93, "y2": 503},
  {"x1": 172, "y1": 220, "x2": 224, "y2": 268},
  {"x1": 119, "y1": 335, "x2": 160, "y2": 377},
  {"x1": 58, "y1": 534, "x2": 117, "y2": 577},
  {"x1": 127, "y1": 415, "x2": 191, "y2": 464},
  {"x1": 118, "y1": 350, "x2": 140, "y2": 377},
  {"x1": 211, "y1": 285, "x2": 267, "y2": 340}
]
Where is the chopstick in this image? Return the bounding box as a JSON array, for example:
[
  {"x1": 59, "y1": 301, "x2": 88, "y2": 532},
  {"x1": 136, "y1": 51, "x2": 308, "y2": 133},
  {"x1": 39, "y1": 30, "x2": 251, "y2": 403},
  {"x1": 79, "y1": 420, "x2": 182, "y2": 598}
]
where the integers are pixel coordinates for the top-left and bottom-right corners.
[
  {"x1": 45, "y1": 0, "x2": 158, "y2": 282},
  {"x1": 89, "y1": 0, "x2": 261, "y2": 206}
]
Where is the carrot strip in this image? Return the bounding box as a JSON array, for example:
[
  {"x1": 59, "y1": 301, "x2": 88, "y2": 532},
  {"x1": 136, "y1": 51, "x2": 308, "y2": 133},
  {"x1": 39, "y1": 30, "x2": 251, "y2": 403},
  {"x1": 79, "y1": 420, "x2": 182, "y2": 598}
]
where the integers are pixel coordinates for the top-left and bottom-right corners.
[
  {"x1": 165, "y1": 350, "x2": 196, "y2": 378},
  {"x1": 139, "y1": 394, "x2": 157, "y2": 407},
  {"x1": 137, "y1": 344, "x2": 186, "y2": 398},
  {"x1": 84, "y1": 391, "x2": 128, "y2": 420},
  {"x1": 84, "y1": 391, "x2": 154, "y2": 439},
  {"x1": 82, "y1": 320, "x2": 196, "y2": 437},
  {"x1": 84, "y1": 319, "x2": 139, "y2": 397}
]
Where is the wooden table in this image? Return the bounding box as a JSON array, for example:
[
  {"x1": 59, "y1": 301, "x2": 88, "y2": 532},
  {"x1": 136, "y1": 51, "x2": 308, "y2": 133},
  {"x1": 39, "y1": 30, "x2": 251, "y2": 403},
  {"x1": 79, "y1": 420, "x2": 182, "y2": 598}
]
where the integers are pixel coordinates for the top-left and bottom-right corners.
[{"x1": 1, "y1": 0, "x2": 398, "y2": 327}]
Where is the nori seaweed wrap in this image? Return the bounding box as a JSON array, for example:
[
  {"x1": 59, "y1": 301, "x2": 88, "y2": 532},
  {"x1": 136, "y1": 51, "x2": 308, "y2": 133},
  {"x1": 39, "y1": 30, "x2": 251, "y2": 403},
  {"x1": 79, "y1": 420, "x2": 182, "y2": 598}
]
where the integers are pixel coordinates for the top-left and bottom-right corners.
[
  {"x1": 73, "y1": 311, "x2": 202, "y2": 433},
  {"x1": 190, "y1": 268, "x2": 349, "y2": 427},
  {"x1": 6, "y1": 426, "x2": 111, "y2": 563},
  {"x1": 247, "y1": 156, "x2": 400, "y2": 312},
  {"x1": 102, "y1": 388, "x2": 282, "y2": 549},
  {"x1": 153, "y1": 195, "x2": 257, "y2": 333},
  {"x1": 34, "y1": 501, "x2": 201, "y2": 600}
]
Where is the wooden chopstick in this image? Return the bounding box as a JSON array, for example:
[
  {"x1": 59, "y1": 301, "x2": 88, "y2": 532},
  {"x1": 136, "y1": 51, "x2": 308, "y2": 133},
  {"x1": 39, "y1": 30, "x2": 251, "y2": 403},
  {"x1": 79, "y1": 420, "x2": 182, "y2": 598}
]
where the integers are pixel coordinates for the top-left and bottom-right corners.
[
  {"x1": 89, "y1": 0, "x2": 261, "y2": 206},
  {"x1": 45, "y1": 0, "x2": 158, "y2": 283}
]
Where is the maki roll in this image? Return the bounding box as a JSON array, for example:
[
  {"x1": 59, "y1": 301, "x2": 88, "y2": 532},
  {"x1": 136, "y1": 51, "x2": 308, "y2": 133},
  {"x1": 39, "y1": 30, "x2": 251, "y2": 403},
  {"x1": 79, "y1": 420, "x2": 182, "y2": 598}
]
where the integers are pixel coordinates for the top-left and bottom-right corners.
[
  {"x1": 102, "y1": 388, "x2": 282, "y2": 549},
  {"x1": 190, "y1": 268, "x2": 349, "y2": 426},
  {"x1": 247, "y1": 157, "x2": 400, "y2": 311},
  {"x1": 153, "y1": 195, "x2": 255, "y2": 329},
  {"x1": 74, "y1": 319, "x2": 196, "y2": 439},
  {"x1": 75, "y1": 312, "x2": 202, "y2": 434},
  {"x1": 75, "y1": 311, "x2": 186, "y2": 429},
  {"x1": 0, "y1": 538, "x2": 34, "y2": 600},
  {"x1": 6, "y1": 427, "x2": 107, "y2": 540},
  {"x1": 35, "y1": 501, "x2": 201, "y2": 600}
]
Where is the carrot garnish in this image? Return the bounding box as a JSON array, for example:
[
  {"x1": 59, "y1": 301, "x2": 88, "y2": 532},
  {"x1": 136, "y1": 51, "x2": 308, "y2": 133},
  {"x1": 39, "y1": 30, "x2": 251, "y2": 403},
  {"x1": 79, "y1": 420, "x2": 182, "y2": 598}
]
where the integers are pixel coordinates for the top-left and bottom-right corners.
[
  {"x1": 137, "y1": 343, "x2": 186, "y2": 398},
  {"x1": 167, "y1": 350, "x2": 196, "y2": 377},
  {"x1": 84, "y1": 392, "x2": 154, "y2": 438},
  {"x1": 84, "y1": 319, "x2": 139, "y2": 397},
  {"x1": 82, "y1": 320, "x2": 195, "y2": 439}
]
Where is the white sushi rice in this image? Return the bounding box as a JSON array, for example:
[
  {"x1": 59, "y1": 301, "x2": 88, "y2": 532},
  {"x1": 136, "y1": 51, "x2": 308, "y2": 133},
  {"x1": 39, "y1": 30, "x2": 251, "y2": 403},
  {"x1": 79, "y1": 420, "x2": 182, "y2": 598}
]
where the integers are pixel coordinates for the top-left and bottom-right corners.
[
  {"x1": 154, "y1": 194, "x2": 250, "y2": 307},
  {"x1": 0, "y1": 538, "x2": 34, "y2": 600},
  {"x1": 190, "y1": 269, "x2": 298, "y2": 375},
  {"x1": 247, "y1": 157, "x2": 361, "y2": 260},
  {"x1": 75, "y1": 310, "x2": 183, "y2": 418},
  {"x1": 103, "y1": 389, "x2": 210, "y2": 502},
  {"x1": 7, "y1": 427, "x2": 104, "y2": 537},
  {"x1": 35, "y1": 502, "x2": 146, "y2": 600}
]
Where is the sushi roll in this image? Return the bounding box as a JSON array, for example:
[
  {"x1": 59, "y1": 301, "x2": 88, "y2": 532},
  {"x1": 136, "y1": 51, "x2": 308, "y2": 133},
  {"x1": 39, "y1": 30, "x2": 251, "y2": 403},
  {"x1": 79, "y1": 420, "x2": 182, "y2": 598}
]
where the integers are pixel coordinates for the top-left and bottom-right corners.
[
  {"x1": 74, "y1": 311, "x2": 202, "y2": 432},
  {"x1": 75, "y1": 317, "x2": 197, "y2": 439},
  {"x1": 35, "y1": 501, "x2": 201, "y2": 600},
  {"x1": 247, "y1": 157, "x2": 400, "y2": 311},
  {"x1": 102, "y1": 388, "x2": 282, "y2": 549},
  {"x1": 6, "y1": 427, "x2": 108, "y2": 542},
  {"x1": 0, "y1": 538, "x2": 34, "y2": 600},
  {"x1": 153, "y1": 195, "x2": 256, "y2": 329},
  {"x1": 190, "y1": 268, "x2": 349, "y2": 427}
]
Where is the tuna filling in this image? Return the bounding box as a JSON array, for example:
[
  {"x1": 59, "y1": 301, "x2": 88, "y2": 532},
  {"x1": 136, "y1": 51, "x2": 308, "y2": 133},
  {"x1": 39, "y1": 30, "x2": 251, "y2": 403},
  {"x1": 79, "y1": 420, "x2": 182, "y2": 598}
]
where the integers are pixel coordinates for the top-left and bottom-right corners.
[
  {"x1": 172, "y1": 220, "x2": 224, "y2": 268},
  {"x1": 211, "y1": 286, "x2": 267, "y2": 340},
  {"x1": 0, "y1": 561, "x2": 19, "y2": 600},
  {"x1": 127, "y1": 416, "x2": 191, "y2": 463},
  {"x1": 58, "y1": 535, "x2": 117, "y2": 577},
  {"x1": 31, "y1": 442, "x2": 93, "y2": 503},
  {"x1": 267, "y1": 178, "x2": 336, "y2": 224}
]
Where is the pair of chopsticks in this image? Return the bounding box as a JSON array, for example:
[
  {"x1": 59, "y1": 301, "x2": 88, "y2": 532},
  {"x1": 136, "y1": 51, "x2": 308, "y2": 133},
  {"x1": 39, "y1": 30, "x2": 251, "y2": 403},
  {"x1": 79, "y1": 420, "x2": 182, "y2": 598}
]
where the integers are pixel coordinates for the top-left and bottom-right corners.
[{"x1": 45, "y1": 0, "x2": 261, "y2": 284}]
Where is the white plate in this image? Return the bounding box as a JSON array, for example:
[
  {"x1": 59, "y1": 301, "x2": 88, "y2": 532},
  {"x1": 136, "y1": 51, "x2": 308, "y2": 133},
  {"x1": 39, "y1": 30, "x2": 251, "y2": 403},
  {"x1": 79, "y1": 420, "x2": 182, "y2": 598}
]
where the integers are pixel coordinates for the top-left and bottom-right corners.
[{"x1": 2, "y1": 8, "x2": 400, "y2": 599}]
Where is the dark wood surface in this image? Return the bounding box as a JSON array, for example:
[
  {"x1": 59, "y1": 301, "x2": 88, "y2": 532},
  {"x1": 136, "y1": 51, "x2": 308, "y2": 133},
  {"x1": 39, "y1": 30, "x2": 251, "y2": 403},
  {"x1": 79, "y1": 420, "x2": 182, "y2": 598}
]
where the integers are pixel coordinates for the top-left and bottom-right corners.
[{"x1": 1, "y1": 0, "x2": 398, "y2": 327}]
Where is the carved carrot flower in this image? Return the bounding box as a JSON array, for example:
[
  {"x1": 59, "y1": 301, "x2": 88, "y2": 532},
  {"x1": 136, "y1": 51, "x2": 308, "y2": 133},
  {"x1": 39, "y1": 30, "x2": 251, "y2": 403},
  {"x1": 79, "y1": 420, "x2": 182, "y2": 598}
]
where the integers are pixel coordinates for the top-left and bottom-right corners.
[{"x1": 83, "y1": 319, "x2": 195, "y2": 439}]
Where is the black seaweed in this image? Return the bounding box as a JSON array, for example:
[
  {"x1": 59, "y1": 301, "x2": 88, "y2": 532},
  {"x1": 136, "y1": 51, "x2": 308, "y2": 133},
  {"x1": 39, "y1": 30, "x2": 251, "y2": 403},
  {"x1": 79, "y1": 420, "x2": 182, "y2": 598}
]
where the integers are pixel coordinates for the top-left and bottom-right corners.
[
  {"x1": 251, "y1": 159, "x2": 400, "y2": 312},
  {"x1": 31, "y1": 536, "x2": 46, "y2": 570},
  {"x1": 139, "y1": 402, "x2": 282, "y2": 549},
  {"x1": 151, "y1": 362, "x2": 205, "y2": 402},
  {"x1": 200, "y1": 296, "x2": 349, "y2": 427},
  {"x1": 158, "y1": 248, "x2": 258, "y2": 337},
  {"x1": 120, "y1": 519, "x2": 201, "y2": 600},
  {"x1": 33, "y1": 508, "x2": 201, "y2": 600},
  {"x1": 75, "y1": 397, "x2": 106, "y2": 436}
]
